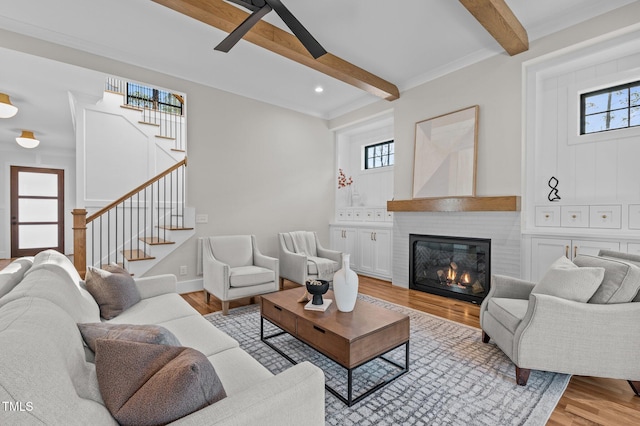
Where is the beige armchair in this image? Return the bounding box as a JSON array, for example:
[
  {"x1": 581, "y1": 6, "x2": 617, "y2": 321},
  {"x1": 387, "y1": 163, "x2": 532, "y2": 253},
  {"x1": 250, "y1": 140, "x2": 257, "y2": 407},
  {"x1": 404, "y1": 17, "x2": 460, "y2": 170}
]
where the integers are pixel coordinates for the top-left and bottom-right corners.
[
  {"x1": 202, "y1": 235, "x2": 279, "y2": 315},
  {"x1": 480, "y1": 251, "x2": 640, "y2": 394},
  {"x1": 278, "y1": 231, "x2": 342, "y2": 288}
]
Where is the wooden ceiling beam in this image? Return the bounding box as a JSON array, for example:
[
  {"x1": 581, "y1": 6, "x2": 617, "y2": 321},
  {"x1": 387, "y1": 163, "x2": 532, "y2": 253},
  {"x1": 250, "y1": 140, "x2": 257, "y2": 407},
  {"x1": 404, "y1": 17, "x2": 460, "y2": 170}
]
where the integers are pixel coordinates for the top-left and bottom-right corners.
[
  {"x1": 458, "y1": 0, "x2": 528, "y2": 56},
  {"x1": 152, "y1": 0, "x2": 400, "y2": 101}
]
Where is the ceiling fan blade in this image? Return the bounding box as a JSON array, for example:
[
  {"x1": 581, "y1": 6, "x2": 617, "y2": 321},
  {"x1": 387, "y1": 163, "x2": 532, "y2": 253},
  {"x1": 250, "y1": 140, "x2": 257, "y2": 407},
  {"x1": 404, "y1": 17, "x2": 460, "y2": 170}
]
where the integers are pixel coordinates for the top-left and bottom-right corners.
[
  {"x1": 264, "y1": 0, "x2": 327, "y2": 59},
  {"x1": 214, "y1": 4, "x2": 272, "y2": 53}
]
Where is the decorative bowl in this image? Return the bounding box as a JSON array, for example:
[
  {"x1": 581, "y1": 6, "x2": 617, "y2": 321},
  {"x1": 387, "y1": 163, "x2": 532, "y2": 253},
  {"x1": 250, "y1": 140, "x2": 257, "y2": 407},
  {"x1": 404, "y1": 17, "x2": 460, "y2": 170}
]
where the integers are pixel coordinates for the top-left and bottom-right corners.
[{"x1": 305, "y1": 279, "x2": 330, "y2": 305}]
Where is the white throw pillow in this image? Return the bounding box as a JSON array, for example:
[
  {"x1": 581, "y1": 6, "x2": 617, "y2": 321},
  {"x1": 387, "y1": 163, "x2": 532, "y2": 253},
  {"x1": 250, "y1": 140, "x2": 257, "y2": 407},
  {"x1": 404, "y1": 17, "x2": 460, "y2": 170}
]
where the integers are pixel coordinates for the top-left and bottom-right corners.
[{"x1": 532, "y1": 256, "x2": 604, "y2": 302}]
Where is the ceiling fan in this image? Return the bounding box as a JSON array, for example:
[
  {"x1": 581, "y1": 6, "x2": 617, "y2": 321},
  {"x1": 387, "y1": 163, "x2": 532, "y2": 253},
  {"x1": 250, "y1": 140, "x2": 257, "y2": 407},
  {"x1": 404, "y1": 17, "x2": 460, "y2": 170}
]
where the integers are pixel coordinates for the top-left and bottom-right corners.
[{"x1": 216, "y1": 0, "x2": 327, "y2": 59}]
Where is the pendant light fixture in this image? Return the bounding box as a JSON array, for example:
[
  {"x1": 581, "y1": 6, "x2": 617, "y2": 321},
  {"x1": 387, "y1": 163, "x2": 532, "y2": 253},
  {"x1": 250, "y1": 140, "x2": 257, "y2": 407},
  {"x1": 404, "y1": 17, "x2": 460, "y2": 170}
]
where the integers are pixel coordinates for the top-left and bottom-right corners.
[
  {"x1": 16, "y1": 130, "x2": 40, "y2": 148},
  {"x1": 0, "y1": 93, "x2": 18, "y2": 118}
]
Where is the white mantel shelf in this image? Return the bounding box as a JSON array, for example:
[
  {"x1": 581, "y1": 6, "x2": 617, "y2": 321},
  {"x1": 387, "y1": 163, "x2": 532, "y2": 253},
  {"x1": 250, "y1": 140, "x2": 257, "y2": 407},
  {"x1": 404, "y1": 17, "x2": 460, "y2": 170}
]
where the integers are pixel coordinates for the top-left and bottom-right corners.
[{"x1": 387, "y1": 196, "x2": 521, "y2": 212}]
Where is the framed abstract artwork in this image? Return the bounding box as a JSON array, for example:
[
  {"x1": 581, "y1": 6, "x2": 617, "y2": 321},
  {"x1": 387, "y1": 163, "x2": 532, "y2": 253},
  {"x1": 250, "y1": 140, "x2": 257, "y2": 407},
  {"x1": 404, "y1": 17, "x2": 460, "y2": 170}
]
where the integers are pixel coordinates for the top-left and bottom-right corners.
[{"x1": 412, "y1": 106, "x2": 479, "y2": 199}]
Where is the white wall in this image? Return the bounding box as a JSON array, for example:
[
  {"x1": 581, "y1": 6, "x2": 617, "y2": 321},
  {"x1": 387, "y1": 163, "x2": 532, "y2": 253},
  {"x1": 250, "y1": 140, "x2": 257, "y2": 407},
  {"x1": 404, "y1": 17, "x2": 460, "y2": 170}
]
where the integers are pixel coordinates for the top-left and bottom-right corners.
[{"x1": 0, "y1": 31, "x2": 334, "y2": 283}]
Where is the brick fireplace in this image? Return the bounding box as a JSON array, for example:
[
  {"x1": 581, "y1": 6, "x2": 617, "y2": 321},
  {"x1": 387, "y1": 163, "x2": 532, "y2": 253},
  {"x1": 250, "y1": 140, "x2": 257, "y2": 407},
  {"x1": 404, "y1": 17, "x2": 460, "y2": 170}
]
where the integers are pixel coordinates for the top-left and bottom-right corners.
[{"x1": 392, "y1": 211, "x2": 521, "y2": 299}]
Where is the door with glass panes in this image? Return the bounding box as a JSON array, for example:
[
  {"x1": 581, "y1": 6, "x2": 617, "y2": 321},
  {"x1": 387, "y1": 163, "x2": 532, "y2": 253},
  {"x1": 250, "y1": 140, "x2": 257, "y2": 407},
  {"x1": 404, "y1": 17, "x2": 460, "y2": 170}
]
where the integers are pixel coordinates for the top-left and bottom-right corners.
[{"x1": 10, "y1": 166, "x2": 65, "y2": 257}]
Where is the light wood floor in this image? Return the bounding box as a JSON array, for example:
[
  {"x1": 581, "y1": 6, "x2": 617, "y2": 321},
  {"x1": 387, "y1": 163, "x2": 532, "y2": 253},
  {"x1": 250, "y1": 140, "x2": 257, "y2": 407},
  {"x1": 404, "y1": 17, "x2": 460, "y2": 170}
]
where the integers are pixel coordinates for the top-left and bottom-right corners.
[{"x1": 183, "y1": 276, "x2": 640, "y2": 425}]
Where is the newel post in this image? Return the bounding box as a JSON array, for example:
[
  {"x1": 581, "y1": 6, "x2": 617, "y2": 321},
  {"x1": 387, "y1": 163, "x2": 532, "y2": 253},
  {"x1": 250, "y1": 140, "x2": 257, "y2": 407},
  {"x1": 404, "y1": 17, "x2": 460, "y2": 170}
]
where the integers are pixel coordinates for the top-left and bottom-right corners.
[{"x1": 72, "y1": 209, "x2": 87, "y2": 278}]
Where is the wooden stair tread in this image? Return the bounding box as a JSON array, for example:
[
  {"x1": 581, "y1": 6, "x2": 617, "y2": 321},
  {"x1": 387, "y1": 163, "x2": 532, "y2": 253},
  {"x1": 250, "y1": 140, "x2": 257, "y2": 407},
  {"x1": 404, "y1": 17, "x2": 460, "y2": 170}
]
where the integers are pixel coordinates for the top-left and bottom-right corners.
[
  {"x1": 171, "y1": 148, "x2": 186, "y2": 152},
  {"x1": 140, "y1": 237, "x2": 175, "y2": 245},
  {"x1": 122, "y1": 249, "x2": 155, "y2": 261},
  {"x1": 120, "y1": 104, "x2": 143, "y2": 111},
  {"x1": 138, "y1": 121, "x2": 160, "y2": 126},
  {"x1": 155, "y1": 135, "x2": 176, "y2": 140},
  {"x1": 157, "y1": 225, "x2": 194, "y2": 231}
]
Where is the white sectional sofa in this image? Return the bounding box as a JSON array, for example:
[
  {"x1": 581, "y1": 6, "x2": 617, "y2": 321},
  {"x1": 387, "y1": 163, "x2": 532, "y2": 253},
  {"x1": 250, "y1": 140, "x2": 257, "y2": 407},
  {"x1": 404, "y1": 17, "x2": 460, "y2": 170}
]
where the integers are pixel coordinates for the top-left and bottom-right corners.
[{"x1": 0, "y1": 250, "x2": 325, "y2": 425}]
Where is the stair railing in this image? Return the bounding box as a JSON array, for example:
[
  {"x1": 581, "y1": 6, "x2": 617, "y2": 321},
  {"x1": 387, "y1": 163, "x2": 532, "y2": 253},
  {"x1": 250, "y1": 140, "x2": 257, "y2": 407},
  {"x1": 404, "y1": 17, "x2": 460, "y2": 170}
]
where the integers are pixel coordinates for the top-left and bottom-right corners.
[
  {"x1": 73, "y1": 158, "x2": 187, "y2": 277},
  {"x1": 105, "y1": 77, "x2": 185, "y2": 151},
  {"x1": 140, "y1": 106, "x2": 185, "y2": 151}
]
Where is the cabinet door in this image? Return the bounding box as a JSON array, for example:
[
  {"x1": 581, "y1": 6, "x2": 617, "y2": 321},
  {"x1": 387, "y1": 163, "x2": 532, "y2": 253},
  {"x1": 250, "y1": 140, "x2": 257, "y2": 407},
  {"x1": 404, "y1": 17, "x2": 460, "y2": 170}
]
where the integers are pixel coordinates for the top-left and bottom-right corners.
[
  {"x1": 531, "y1": 237, "x2": 571, "y2": 281},
  {"x1": 531, "y1": 237, "x2": 621, "y2": 281},
  {"x1": 343, "y1": 228, "x2": 358, "y2": 270},
  {"x1": 358, "y1": 229, "x2": 375, "y2": 274},
  {"x1": 372, "y1": 229, "x2": 392, "y2": 277},
  {"x1": 331, "y1": 227, "x2": 358, "y2": 270},
  {"x1": 330, "y1": 227, "x2": 344, "y2": 252},
  {"x1": 571, "y1": 240, "x2": 619, "y2": 258}
]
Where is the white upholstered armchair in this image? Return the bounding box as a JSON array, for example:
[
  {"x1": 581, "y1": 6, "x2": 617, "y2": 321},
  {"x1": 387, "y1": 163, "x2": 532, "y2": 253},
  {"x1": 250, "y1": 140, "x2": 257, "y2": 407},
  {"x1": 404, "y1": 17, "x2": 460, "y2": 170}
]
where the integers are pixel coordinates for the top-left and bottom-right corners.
[
  {"x1": 278, "y1": 231, "x2": 342, "y2": 288},
  {"x1": 202, "y1": 235, "x2": 279, "y2": 315},
  {"x1": 480, "y1": 251, "x2": 640, "y2": 393}
]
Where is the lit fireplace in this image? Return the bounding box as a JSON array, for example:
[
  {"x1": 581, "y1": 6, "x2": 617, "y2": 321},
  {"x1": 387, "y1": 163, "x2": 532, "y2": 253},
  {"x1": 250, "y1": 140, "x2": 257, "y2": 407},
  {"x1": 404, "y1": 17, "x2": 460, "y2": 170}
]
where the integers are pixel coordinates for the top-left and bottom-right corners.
[{"x1": 409, "y1": 234, "x2": 491, "y2": 304}]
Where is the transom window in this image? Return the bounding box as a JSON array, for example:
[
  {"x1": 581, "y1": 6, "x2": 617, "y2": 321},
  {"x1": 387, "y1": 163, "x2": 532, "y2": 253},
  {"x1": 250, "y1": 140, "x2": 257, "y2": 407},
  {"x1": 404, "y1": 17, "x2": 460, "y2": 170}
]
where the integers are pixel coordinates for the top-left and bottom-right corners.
[
  {"x1": 580, "y1": 80, "x2": 640, "y2": 134},
  {"x1": 127, "y1": 82, "x2": 183, "y2": 115},
  {"x1": 364, "y1": 140, "x2": 394, "y2": 169}
]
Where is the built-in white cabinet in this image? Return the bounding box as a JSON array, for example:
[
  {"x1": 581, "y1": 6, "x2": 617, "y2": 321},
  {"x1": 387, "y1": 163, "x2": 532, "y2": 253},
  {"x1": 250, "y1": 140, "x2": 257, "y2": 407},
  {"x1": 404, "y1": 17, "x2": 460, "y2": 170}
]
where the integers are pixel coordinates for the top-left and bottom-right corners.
[
  {"x1": 589, "y1": 205, "x2": 621, "y2": 229},
  {"x1": 330, "y1": 227, "x2": 358, "y2": 270},
  {"x1": 336, "y1": 207, "x2": 393, "y2": 223},
  {"x1": 330, "y1": 223, "x2": 392, "y2": 280},
  {"x1": 535, "y1": 206, "x2": 561, "y2": 227},
  {"x1": 534, "y1": 205, "x2": 622, "y2": 229},
  {"x1": 560, "y1": 206, "x2": 590, "y2": 228},
  {"x1": 530, "y1": 236, "x2": 620, "y2": 281},
  {"x1": 357, "y1": 228, "x2": 392, "y2": 279},
  {"x1": 628, "y1": 205, "x2": 640, "y2": 229}
]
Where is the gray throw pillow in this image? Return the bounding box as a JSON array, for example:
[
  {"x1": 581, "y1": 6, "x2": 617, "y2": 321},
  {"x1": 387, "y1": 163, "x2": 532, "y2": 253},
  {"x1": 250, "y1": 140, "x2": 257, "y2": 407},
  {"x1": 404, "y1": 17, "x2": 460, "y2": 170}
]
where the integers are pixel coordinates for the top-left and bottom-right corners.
[
  {"x1": 78, "y1": 323, "x2": 180, "y2": 352},
  {"x1": 597, "y1": 250, "x2": 640, "y2": 302},
  {"x1": 574, "y1": 254, "x2": 640, "y2": 304},
  {"x1": 95, "y1": 339, "x2": 226, "y2": 425},
  {"x1": 85, "y1": 265, "x2": 141, "y2": 319},
  {"x1": 532, "y1": 256, "x2": 604, "y2": 302}
]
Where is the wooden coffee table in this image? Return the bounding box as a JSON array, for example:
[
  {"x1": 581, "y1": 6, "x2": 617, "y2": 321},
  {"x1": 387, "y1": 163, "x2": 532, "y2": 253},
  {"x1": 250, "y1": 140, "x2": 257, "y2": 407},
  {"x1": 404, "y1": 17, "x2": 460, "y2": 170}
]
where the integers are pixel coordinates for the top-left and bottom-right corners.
[{"x1": 260, "y1": 287, "x2": 410, "y2": 406}]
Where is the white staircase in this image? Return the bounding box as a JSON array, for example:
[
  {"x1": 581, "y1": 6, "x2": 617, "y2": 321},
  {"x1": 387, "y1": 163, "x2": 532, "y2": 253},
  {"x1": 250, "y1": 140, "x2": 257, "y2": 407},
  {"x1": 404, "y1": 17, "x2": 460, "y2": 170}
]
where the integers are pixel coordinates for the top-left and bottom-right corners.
[
  {"x1": 74, "y1": 81, "x2": 192, "y2": 277},
  {"x1": 124, "y1": 207, "x2": 195, "y2": 277}
]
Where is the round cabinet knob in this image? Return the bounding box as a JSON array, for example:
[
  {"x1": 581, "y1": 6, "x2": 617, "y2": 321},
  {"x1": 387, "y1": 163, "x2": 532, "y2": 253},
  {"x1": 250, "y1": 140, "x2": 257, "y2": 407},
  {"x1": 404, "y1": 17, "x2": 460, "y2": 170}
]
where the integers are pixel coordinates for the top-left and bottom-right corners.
[
  {"x1": 544, "y1": 214, "x2": 550, "y2": 218},
  {"x1": 602, "y1": 214, "x2": 608, "y2": 219},
  {"x1": 571, "y1": 214, "x2": 577, "y2": 219}
]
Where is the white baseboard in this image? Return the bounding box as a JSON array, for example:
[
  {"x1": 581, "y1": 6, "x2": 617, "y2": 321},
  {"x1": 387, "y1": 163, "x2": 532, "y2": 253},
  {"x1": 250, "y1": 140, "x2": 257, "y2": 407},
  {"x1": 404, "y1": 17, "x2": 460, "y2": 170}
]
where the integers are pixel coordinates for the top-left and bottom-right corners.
[{"x1": 177, "y1": 278, "x2": 203, "y2": 294}]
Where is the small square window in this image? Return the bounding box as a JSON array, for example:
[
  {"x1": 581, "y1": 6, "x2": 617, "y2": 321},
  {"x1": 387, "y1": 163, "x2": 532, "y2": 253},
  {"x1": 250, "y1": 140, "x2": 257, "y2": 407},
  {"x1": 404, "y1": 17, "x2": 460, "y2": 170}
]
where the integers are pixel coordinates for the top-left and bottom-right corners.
[
  {"x1": 364, "y1": 140, "x2": 394, "y2": 170},
  {"x1": 581, "y1": 81, "x2": 640, "y2": 135}
]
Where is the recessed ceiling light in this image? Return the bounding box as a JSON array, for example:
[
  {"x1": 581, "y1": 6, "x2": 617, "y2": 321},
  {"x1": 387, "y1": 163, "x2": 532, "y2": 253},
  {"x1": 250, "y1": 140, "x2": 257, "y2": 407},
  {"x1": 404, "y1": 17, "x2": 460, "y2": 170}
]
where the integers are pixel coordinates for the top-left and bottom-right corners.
[{"x1": 314, "y1": 86, "x2": 324, "y2": 93}]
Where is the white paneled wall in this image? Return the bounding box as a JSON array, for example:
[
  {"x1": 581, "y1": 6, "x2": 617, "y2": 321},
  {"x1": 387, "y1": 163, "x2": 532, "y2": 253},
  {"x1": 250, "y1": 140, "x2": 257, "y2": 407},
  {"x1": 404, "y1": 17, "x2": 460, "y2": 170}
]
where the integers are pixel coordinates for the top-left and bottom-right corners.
[
  {"x1": 528, "y1": 30, "x2": 640, "y2": 208},
  {"x1": 335, "y1": 114, "x2": 394, "y2": 210},
  {"x1": 522, "y1": 25, "x2": 640, "y2": 281},
  {"x1": 392, "y1": 212, "x2": 521, "y2": 288}
]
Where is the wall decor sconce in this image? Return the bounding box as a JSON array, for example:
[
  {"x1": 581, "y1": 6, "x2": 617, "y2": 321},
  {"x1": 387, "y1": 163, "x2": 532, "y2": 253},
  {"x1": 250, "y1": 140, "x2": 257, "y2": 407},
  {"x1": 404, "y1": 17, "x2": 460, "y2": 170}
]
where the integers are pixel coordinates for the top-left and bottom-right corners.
[
  {"x1": 16, "y1": 130, "x2": 40, "y2": 148},
  {"x1": 0, "y1": 93, "x2": 18, "y2": 118}
]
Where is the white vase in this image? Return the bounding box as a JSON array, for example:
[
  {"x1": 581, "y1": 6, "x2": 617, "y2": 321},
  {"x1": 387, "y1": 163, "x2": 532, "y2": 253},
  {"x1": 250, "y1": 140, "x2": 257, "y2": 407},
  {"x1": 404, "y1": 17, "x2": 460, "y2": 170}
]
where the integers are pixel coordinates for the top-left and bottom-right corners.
[{"x1": 333, "y1": 253, "x2": 358, "y2": 312}]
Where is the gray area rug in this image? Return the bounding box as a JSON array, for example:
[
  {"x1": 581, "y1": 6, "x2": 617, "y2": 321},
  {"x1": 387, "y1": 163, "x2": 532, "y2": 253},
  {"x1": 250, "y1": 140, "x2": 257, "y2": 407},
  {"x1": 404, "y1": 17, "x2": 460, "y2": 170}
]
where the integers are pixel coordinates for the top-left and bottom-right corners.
[{"x1": 205, "y1": 294, "x2": 569, "y2": 425}]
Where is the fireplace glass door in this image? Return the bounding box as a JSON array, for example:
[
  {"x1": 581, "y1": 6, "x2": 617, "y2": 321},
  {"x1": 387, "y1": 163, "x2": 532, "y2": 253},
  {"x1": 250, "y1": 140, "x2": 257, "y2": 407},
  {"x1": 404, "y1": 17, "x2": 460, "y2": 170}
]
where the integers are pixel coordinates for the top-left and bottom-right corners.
[{"x1": 409, "y1": 234, "x2": 490, "y2": 304}]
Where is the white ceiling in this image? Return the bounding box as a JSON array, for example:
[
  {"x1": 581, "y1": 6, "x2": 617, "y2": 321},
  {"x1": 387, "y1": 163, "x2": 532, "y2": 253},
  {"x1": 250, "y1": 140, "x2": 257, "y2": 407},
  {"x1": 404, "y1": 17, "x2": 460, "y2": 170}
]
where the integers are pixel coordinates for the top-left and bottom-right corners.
[{"x1": 0, "y1": 0, "x2": 637, "y2": 152}]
